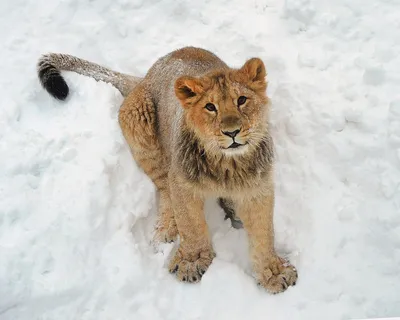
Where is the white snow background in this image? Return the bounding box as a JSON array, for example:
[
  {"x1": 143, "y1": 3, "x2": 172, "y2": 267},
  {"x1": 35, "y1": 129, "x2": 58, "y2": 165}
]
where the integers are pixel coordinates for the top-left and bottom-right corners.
[{"x1": 1, "y1": 0, "x2": 400, "y2": 319}]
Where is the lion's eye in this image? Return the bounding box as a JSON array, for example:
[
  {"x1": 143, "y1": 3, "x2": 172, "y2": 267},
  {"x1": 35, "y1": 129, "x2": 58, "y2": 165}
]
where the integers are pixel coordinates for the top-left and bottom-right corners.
[
  {"x1": 205, "y1": 103, "x2": 217, "y2": 112},
  {"x1": 237, "y1": 96, "x2": 247, "y2": 106}
]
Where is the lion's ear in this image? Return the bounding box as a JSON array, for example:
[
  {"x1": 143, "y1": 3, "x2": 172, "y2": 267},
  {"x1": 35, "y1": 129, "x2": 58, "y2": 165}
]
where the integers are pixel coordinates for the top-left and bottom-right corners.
[
  {"x1": 237, "y1": 58, "x2": 267, "y2": 92},
  {"x1": 175, "y1": 76, "x2": 204, "y2": 108},
  {"x1": 240, "y1": 58, "x2": 266, "y2": 82}
]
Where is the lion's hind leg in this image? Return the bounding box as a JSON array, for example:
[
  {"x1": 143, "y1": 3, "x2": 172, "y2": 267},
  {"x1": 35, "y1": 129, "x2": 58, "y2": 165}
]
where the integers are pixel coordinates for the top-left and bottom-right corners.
[
  {"x1": 118, "y1": 83, "x2": 178, "y2": 243},
  {"x1": 218, "y1": 198, "x2": 243, "y2": 229}
]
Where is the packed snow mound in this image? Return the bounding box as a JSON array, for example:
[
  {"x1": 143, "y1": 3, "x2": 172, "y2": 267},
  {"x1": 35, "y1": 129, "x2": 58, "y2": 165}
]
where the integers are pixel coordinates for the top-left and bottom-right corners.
[{"x1": 1, "y1": 0, "x2": 400, "y2": 319}]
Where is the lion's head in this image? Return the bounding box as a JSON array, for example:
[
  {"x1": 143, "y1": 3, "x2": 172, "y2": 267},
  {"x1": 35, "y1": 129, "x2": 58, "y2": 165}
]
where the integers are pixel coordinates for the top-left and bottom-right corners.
[{"x1": 175, "y1": 58, "x2": 269, "y2": 156}]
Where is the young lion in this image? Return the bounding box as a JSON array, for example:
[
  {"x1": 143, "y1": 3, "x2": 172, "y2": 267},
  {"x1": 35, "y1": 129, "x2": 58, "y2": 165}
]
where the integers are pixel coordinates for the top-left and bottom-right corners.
[{"x1": 37, "y1": 47, "x2": 298, "y2": 293}]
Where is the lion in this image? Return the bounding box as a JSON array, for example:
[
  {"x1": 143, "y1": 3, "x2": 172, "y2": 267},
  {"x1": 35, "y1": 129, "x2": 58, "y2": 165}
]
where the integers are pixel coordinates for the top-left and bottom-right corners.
[{"x1": 37, "y1": 47, "x2": 298, "y2": 293}]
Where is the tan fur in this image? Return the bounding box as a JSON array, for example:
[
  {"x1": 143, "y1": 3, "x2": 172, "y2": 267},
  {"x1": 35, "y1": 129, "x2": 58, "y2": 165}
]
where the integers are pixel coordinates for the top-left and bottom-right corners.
[{"x1": 118, "y1": 47, "x2": 298, "y2": 293}]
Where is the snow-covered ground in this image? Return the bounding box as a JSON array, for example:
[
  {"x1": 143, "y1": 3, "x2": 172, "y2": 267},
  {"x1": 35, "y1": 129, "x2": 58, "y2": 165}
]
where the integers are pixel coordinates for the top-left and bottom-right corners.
[{"x1": 1, "y1": 0, "x2": 400, "y2": 319}]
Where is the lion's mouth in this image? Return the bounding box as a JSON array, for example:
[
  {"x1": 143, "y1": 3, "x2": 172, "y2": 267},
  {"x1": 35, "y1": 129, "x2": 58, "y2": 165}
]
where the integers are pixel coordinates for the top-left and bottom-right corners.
[{"x1": 227, "y1": 142, "x2": 247, "y2": 149}]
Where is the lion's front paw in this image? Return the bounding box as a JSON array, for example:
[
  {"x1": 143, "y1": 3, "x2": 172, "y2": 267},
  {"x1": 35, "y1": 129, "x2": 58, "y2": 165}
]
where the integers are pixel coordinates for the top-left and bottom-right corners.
[
  {"x1": 168, "y1": 247, "x2": 216, "y2": 283},
  {"x1": 257, "y1": 256, "x2": 298, "y2": 294}
]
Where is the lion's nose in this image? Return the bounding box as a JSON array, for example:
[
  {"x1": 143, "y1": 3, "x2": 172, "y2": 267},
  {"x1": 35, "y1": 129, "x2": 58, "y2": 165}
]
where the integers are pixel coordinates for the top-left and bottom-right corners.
[{"x1": 222, "y1": 129, "x2": 241, "y2": 138}]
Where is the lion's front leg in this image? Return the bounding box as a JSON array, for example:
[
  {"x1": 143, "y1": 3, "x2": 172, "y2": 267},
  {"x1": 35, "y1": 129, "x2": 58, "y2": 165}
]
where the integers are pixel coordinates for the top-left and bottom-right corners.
[
  {"x1": 236, "y1": 187, "x2": 298, "y2": 294},
  {"x1": 167, "y1": 176, "x2": 215, "y2": 283}
]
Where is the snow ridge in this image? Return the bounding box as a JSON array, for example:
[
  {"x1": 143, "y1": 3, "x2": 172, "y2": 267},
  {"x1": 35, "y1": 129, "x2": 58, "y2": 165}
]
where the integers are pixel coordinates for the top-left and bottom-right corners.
[{"x1": 1, "y1": 0, "x2": 399, "y2": 319}]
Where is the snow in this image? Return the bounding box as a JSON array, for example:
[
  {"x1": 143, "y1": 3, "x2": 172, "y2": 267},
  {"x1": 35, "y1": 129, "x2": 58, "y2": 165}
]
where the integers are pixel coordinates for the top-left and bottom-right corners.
[{"x1": 1, "y1": 0, "x2": 400, "y2": 319}]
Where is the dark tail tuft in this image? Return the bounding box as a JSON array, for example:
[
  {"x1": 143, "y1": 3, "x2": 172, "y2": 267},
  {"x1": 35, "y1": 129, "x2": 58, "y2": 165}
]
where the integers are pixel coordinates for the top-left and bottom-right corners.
[{"x1": 37, "y1": 58, "x2": 69, "y2": 100}]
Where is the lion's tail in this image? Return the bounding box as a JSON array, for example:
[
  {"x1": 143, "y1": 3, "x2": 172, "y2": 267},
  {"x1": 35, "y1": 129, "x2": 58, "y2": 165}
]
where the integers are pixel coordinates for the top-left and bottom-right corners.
[{"x1": 37, "y1": 53, "x2": 141, "y2": 100}]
